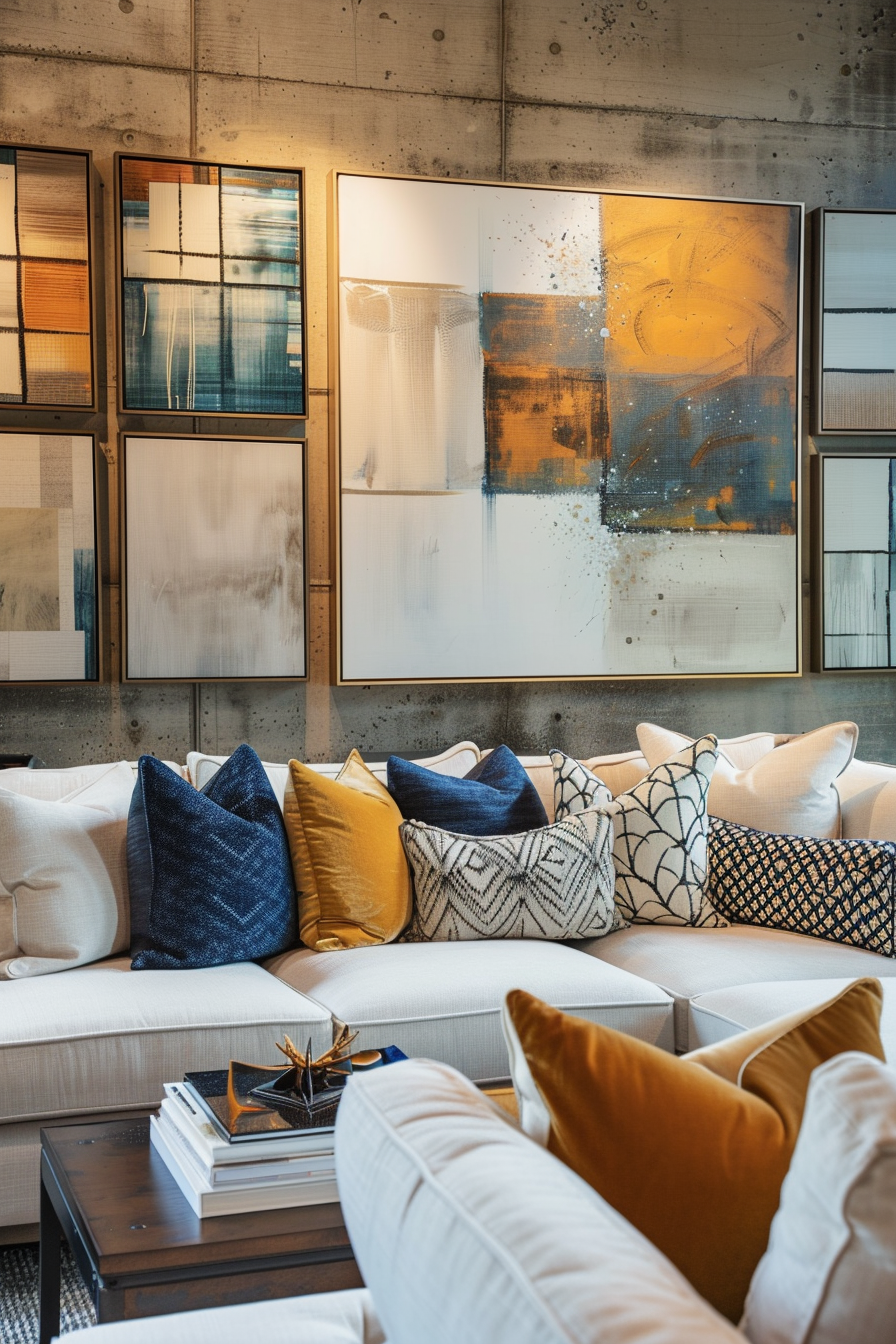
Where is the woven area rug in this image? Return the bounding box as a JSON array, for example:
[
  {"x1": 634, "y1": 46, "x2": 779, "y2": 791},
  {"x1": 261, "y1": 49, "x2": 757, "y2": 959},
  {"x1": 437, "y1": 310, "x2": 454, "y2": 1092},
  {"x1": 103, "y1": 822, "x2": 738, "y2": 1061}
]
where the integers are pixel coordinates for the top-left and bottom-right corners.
[{"x1": 0, "y1": 1244, "x2": 95, "y2": 1342}]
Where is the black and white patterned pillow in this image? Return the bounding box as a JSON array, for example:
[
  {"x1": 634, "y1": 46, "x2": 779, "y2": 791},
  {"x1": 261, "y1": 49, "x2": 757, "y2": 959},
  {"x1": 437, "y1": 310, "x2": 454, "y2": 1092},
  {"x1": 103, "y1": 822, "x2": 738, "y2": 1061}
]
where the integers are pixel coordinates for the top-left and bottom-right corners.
[
  {"x1": 551, "y1": 749, "x2": 613, "y2": 820},
  {"x1": 608, "y1": 735, "x2": 725, "y2": 927},
  {"x1": 708, "y1": 817, "x2": 896, "y2": 956},
  {"x1": 550, "y1": 737, "x2": 725, "y2": 927},
  {"x1": 399, "y1": 810, "x2": 622, "y2": 943}
]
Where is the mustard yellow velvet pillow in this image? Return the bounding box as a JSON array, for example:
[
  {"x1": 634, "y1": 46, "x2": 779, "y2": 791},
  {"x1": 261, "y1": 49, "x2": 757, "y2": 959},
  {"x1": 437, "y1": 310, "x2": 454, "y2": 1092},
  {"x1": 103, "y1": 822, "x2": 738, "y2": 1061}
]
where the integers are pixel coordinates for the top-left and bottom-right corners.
[
  {"x1": 284, "y1": 751, "x2": 412, "y2": 951},
  {"x1": 503, "y1": 979, "x2": 884, "y2": 1323}
]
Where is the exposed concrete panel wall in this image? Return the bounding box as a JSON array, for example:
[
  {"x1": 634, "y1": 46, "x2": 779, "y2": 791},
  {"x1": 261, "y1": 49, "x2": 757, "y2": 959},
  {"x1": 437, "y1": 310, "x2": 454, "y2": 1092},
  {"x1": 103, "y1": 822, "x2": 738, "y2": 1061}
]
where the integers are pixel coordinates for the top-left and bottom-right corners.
[{"x1": 1, "y1": 0, "x2": 895, "y2": 768}]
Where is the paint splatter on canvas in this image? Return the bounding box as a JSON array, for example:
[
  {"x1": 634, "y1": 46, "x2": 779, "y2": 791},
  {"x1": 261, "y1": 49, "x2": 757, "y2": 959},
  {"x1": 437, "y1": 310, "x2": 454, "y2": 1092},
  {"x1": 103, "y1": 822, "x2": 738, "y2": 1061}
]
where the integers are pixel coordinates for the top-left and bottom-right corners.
[
  {"x1": 124, "y1": 437, "x2": 305, "y2": 680},
  {"x1": 119, "y1": 158, "x2": 304, "y2": 415},
  {"x1": 0, "y1": 147, "x2": 92, "y2": 407},
  {"x1": 337, "y1": 176, "x2": 801, "y2": 681},
  {"x1": 821, "y1": 456, "x2": 896, "y2": 669},
  {"x1": 0, "y1": 433, "x2": 97, "y2": 680}
]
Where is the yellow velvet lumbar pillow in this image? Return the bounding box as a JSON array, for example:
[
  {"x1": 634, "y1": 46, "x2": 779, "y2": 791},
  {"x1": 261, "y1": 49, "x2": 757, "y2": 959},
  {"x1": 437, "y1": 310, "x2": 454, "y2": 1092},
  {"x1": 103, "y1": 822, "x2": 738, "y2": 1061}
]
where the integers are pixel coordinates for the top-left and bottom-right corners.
[
  {"x1": 503, "y1": 979, "x2": 884, "y2": 1324},
  {"x1": 284, "y1": 751, "x2": 412, "y2": 951}
]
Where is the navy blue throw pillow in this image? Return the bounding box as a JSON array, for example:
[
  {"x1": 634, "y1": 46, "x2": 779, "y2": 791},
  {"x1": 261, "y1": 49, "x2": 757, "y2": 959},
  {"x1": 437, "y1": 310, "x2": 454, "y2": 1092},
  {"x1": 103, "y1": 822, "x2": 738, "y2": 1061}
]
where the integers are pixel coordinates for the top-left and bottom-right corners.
[
  {"x1": 387, "y1": 745, "x2": 548, "y2": 837},
  {"x1": 128, "y1": 745, "x2": 296, "y2": 970}
]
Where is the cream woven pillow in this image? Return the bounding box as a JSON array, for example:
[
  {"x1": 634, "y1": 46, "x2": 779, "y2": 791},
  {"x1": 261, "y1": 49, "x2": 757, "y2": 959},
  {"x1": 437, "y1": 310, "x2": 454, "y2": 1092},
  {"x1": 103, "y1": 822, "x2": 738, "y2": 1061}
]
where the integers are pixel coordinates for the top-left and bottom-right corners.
[
  {"x1": 637, "y1": 722, "x2": 858, "y2": 839},
  {"x1": 0, "y1": 762, "x2": 136, "y2": 979}
]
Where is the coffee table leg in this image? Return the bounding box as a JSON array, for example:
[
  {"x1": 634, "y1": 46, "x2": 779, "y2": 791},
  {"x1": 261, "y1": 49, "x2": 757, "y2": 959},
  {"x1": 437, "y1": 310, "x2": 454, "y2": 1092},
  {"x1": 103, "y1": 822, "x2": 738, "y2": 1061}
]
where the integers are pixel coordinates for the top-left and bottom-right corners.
[{"x1": 39, "y1": 1165, "x2": 62, "y2": 1344}]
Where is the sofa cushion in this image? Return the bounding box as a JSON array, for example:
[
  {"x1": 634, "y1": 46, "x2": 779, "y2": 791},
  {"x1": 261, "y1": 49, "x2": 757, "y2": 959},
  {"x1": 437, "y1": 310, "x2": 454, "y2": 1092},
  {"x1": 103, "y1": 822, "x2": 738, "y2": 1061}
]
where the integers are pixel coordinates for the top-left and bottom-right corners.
[
  {"x1": 265, "y1": 939, "x2": 674, "y2": 1079},
  {"x1": 60, "y1": 1290, "x2": 386, "y2": 1344},
  {"x1": 284, "y1": 753, "x2": 412, "y2": 951},
  {"x1": 688, "y1": 978, "x2": 896, "y2": 1058},
  {"x1": 0, "y1": 762, "x2": 136, "y2": 979},
  {"x1": 583, "y1": 924, "x2": 896, "y2": 1050},
  {"x1": 128, "y1": 746, "x2": 296, "y2": 970},
  {"x1": 502, "y1": 983, "x2": 884, "y2": 1323},
  {"x1": 388, "y1": 745, "x2": 548, "y2": 836},
  {"x1": 336, "y1": 1058, "x2": 742, "y2": 1344},
  {"x1": 187, "y1": 741, "x2": 481, "y2": 807},
  {"x1": 638, "y1": 721, "x2": 858, "y2": 839},
  {"x1": 837, "y1": 756, "x2": 896, "y2": 841},
  {"x1": 399, "y1": 809, "x2": 619, "y2": 943},
  {"x1": 708, "y1": 818, "x2": 896, "y2": 955},
  {"x1": 0, "y1": 957, "x2": 331, "y2": 1125},
  {"x1": 743, "y1": 1052, "x2": 896, "y2": 1344}
]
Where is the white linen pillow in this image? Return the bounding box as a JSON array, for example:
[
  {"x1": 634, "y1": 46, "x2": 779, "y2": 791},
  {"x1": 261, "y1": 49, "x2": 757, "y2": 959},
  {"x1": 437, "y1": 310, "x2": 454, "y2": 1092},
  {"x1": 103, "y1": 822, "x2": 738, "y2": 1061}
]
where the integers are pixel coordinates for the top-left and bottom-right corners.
[
  {"x1": 0, "y1": 762, "x2": 136, "y2": 979},
  {"x1": 187, "y1": 741, "x2": 481, "y2": 805},
  {"x1": 742, "y1": 1051, "x2": 896, "y2": 1344},
  {"x1": 400, "y1": 809, "x2": 619, "y2": 943},
  {"x1": 637, "y1": 721, "x2": 859, "y2": 838}
]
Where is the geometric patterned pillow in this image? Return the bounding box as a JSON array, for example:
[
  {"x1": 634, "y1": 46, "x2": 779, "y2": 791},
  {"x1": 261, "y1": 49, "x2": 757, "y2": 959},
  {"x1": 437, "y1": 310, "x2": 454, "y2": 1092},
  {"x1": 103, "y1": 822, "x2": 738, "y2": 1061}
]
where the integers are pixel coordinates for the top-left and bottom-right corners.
[
  {"x1": 398, "y1": 809, "x2": 622, "y2": 943},
  {"x1": 607, "y1": 735, "x2": 727, "y2": 928},
  {"x1": 708, "y1": 817, "x2": 896, "y2": 956},
  {"x1": 550, "y1": 749, "x2": 613, "y2": 820}
]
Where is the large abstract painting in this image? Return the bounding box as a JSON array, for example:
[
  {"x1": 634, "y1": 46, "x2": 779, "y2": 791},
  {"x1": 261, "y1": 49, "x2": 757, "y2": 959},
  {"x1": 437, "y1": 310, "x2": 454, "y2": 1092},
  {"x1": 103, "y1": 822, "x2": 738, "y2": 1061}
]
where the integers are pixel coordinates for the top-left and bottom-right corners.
[
  {"x1": 118, "y1": 157, "x2": 305, "y2": 415},
  {"x1": 124, "y1": 435, "x2": 306, "y2": 680},
  {"x1": 818, "y1": 455, "x2": 896, "y2": 670},
  {"x1": 336, "y1": 174, "x2": 802, "y2": 682},
  {"x1": 816, "y1": 210, "x2": 896, "y2": 433},
  {"x1": 0, "y1": 432, "x2": 98, "y2": 681},
  {"x1": 0, "y1": 145, "x2": 93, "y2": 408}
]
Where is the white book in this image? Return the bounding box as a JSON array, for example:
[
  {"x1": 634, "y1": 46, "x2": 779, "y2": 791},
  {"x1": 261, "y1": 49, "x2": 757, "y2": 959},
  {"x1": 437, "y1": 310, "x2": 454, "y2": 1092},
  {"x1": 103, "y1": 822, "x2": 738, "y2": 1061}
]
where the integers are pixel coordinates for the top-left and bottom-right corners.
[
  {"x1": 164, "y1": 1082, "x2": 335, "y2": 1165},
  {"x1": 157, "y1": 1104, "x2": 336, "y2": 1187},
  {"x1": 150, "y1": 1117, "x2": 340, "y2": 1218}
]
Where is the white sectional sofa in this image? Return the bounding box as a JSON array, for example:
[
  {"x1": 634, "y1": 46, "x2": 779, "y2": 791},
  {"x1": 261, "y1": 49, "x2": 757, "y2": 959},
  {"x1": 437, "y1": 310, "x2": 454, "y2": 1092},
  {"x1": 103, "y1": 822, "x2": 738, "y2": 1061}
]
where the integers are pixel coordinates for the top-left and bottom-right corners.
[{"x1": 2, "y1": 734, "x2": 895, "y2": 1242}]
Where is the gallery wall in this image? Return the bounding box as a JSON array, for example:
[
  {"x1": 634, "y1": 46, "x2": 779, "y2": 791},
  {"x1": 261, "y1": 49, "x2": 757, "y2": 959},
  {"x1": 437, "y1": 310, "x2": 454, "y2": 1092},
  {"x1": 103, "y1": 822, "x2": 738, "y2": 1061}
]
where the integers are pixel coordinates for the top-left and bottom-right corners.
[{"x1": 1, "y1": 0, "x2": 896, "y2": 766}]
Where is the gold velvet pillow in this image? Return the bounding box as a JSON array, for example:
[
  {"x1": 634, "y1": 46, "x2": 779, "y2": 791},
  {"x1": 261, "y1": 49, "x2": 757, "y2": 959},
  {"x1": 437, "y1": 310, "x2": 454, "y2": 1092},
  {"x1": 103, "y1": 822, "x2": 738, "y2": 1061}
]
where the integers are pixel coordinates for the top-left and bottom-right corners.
[
  {"x1": 503, "y1": 979, "x2": 884, "y2": 1323},
  {"x1": 284, "y1": 751, "x2": 412, "y2": 951}
]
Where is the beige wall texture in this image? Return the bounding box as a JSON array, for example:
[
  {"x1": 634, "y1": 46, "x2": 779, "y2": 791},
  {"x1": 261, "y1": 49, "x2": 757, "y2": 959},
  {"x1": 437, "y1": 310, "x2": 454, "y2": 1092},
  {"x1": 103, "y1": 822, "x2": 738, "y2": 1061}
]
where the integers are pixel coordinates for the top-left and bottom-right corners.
[{"x1": 1, "y1": 0, "x2": 896, "y2": 765}]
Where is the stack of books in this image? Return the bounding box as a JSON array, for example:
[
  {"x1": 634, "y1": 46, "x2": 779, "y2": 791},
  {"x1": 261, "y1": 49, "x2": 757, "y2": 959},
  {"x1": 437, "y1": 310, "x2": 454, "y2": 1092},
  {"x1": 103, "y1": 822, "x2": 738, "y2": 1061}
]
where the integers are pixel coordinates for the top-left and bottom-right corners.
[{"x1": 151, "y1": 1075, "x2": 339, "y2": 1218}]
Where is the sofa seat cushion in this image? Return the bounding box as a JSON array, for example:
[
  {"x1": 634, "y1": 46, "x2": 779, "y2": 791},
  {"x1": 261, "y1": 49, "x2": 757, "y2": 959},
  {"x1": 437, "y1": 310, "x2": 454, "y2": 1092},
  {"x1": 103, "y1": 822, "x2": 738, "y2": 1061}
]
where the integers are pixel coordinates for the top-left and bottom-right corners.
[
  {"x1": 689, "y1": 978, "x2": 896, "y2": 1058},
  {"x1": 0, "y1": 958, "x2": 332, "y2": 1125},
  {"x1": 266, "y1": 940, "x2": 674, "y2": 1080},
  {"x1": 581, "y1": 924, "x2": 896, "y2": 1050}
]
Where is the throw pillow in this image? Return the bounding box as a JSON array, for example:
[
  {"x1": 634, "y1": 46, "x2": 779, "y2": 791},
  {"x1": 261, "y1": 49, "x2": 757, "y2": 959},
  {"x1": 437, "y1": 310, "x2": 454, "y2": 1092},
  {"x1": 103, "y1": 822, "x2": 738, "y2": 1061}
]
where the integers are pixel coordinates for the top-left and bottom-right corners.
[
  {"x1": 399, "y1": 810, "x2": 620, "y2": 942},
  {"x1": 388, "y1": 744, "x2": 548, "y2": 836},
  {"x1": 550, "y1": 748, "x2": 613, "y2": 818},
  {"x1": 502, "y1": 981, "x2": 885, "y2": 1324},
  {"x1": 554, "y1": 737, "x2": 725, "y2": 926},
  {"x1": 128, "y1": 745, "x2": 296, "y2": 970},
  {"x1": 742, "y1": 1052, "x2": 896, "y2": 1344},
  {"x1": 0, "y1": 762, "x2": 136, "y2": 979},
  {"x1": 636, "y1": 721, "x2": 859, "y2": 838},
  {"x1": 284, "y1": 750, "x2": 412, "y2": 951},
  {"x1": 708, "y1": 818, "x2": 896, "y2": 957}
]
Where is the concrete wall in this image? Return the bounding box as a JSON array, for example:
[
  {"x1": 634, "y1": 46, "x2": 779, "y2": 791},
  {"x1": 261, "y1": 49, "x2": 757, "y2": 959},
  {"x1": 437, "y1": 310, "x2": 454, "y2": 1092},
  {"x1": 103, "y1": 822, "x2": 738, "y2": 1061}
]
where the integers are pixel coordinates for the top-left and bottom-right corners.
[{"x1": 2, "y1": 0, "x2": 896, "y2": 766}]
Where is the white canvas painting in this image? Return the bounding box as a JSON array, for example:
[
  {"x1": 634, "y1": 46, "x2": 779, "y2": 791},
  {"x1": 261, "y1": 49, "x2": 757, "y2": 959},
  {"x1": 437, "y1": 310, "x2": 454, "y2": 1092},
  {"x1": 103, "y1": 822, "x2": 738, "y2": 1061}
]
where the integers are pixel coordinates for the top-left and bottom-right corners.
[
  {"x1": 125, "y1": 436, "x2": 305, "y2": 680},
  {"x1": 822, "y1": 455, "x2": 896, "y2": 670},
  {"x1": 337, "y1": 174, "x2": 802, "y2": 682}
]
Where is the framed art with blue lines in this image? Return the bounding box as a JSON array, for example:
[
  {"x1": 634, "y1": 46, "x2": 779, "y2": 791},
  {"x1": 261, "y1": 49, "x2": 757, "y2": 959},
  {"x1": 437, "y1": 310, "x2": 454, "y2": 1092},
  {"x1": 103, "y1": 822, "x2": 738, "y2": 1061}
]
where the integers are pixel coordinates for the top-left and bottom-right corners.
[
  {"x1": 116, "y1": 155, "x2": 306, "y2": 417},
  {"x1": 815, "y1": 209, "x2": 896, "y2": 434},
  {"x1": 0, "y1": 430, "x2": 99, "y2": 682}
]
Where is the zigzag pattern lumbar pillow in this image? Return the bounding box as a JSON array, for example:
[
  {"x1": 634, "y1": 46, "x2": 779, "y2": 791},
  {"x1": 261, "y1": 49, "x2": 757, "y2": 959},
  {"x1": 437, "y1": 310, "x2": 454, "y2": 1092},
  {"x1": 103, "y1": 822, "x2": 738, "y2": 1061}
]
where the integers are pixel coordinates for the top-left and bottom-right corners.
[
  {"x1": 399, "y1": 809, "x2": 620, "y2": 942},
  {"x1": 708, "y1": 817, "x2": 896, "y2": 955},
  {"x1": 608, "y1": 735, "x2": 725, "y2": 927},
  {"x1": 551, "y1": 749, "x2": 613, "y2": 820}
]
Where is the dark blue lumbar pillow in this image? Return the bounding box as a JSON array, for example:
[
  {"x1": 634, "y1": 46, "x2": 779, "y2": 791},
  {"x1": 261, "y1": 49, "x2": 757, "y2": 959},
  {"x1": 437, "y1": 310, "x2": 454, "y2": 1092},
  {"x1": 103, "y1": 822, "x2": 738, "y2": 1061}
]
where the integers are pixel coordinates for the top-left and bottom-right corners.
[
  {"x1": 387, "y1": 744, "x2": 548, "y2": 837},
  {"x1": 128, "y1": 744, "x2": 296, "y2": 970}
]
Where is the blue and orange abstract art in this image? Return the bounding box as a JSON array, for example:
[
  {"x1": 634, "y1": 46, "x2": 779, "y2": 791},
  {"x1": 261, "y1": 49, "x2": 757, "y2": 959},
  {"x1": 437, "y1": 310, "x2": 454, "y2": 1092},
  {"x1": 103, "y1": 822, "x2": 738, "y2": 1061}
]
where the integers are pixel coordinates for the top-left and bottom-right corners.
[
  {"x1": 119, "y1": 157, "x2": 304, "y2": 416},
  {"x1": 337, "y1": 175, "x2": 802, "y2": 682}
]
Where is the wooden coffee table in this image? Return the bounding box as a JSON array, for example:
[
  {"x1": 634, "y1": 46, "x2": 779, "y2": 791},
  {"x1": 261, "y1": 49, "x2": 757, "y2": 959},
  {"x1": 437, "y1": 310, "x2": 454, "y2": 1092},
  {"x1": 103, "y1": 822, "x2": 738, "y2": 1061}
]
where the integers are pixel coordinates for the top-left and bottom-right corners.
[{"x1": 39, "y1": 1117, "x2": 361, "y2": 1343}]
